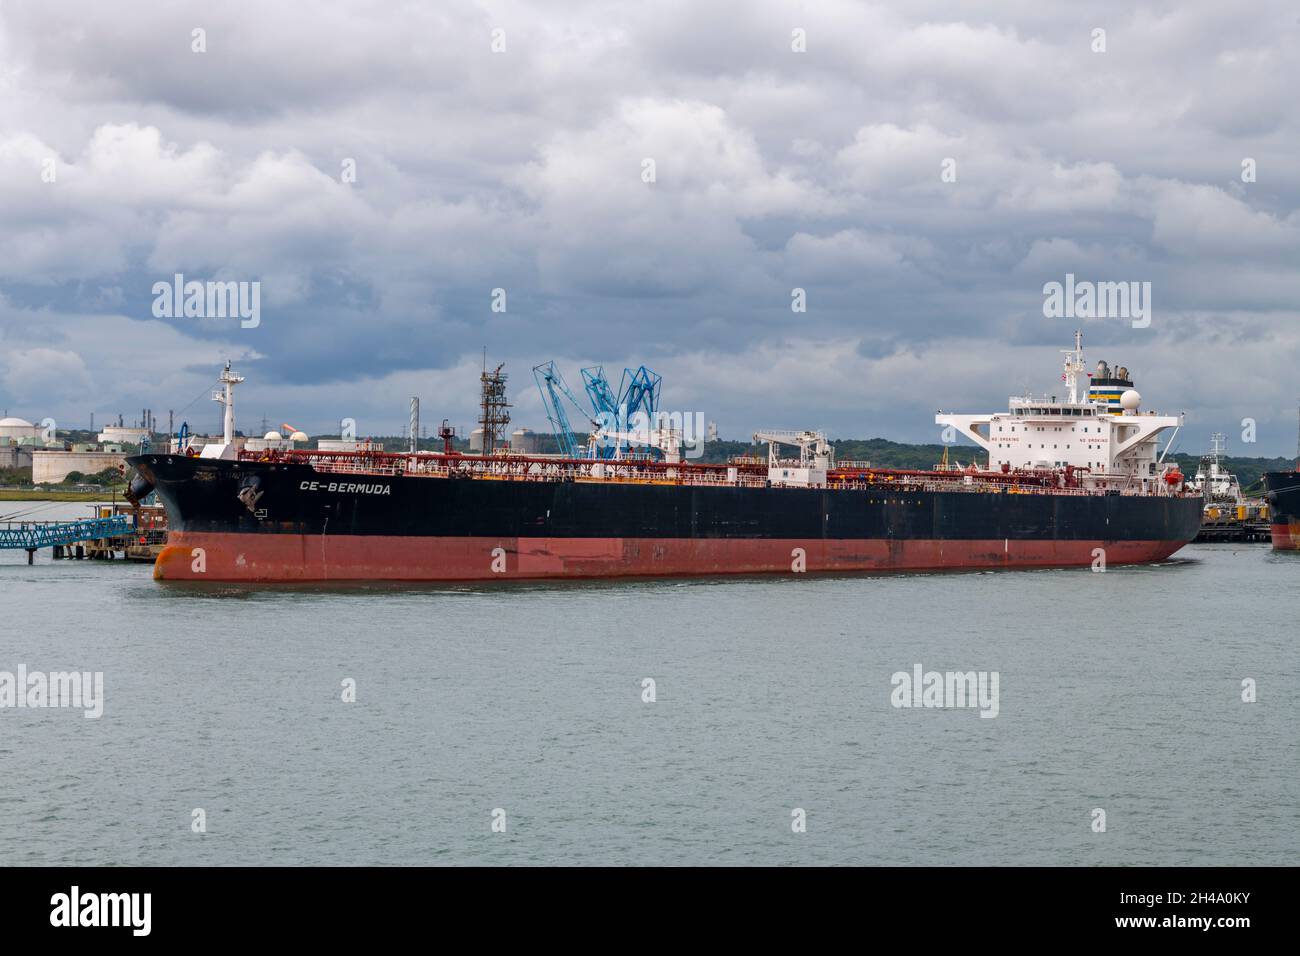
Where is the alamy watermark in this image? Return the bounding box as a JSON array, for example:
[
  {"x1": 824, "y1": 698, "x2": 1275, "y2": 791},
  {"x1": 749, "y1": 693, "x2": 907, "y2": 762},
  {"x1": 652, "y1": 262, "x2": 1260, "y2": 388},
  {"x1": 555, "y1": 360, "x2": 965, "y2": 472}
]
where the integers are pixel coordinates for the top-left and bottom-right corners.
[
  {"x1": 593, "y1": 407, "x2": 707, "y2": 460},
  {"x1": 151, "y1": 273, "x2": 260, "y2": 328},
  {"x1": 0, "y1": 666, "x2": 104, "y2": 718},
  {"x1": 890, "y1": 663, "x2": 999, "y2": 718},
  {"x1": 50, "y1": 887, "x2": 150, "y2": 936},
  {"x1": 1043, "y1": 273, "x2": 1150, "y2": 329}
]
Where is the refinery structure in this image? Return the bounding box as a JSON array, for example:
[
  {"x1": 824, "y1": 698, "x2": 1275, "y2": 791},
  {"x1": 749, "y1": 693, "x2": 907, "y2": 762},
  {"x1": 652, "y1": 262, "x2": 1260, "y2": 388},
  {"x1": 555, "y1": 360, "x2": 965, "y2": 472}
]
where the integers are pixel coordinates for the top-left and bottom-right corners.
[{"x1": 2, "y1": 410, "x2": 166, "y2": 485}]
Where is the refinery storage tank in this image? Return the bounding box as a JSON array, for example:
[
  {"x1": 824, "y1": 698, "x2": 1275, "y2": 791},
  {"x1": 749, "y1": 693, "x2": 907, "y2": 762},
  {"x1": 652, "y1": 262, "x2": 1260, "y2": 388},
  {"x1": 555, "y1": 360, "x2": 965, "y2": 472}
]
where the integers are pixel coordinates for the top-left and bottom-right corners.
[
  {"x1": 510, "y1": 428, "x2": 541, "y2": 453},
  {"x1": 469, "y1": 428, "x2": 486, "y2": 453},
  {"x1": 0, "y1": 416, "x2": 41, "y2": 442}
]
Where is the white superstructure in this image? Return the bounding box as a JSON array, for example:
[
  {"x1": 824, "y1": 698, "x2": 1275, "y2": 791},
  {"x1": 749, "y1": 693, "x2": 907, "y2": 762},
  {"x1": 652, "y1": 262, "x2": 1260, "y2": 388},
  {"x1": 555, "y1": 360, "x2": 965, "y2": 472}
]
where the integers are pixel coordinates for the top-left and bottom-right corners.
[
  {"x1": 936, "y1": 331, "x2": 1183, "y2": 491},
  {"x1": 1186, "y1": 434, "x2": 1242, "y2": 502}
]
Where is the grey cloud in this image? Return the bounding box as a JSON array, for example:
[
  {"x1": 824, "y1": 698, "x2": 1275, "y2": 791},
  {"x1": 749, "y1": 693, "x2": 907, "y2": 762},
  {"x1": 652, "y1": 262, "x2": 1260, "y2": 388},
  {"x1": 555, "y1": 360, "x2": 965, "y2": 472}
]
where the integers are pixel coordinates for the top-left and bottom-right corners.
[{"x1": 0, "y1": 0, "x2": 1297, "y2": 453}]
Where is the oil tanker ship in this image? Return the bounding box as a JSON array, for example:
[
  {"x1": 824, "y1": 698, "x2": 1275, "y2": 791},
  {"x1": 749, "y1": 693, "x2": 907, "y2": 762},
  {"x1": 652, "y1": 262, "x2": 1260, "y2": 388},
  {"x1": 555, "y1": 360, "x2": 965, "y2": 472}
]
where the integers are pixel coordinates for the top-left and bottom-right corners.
[
  {"x1": 126, "y1": 335, "x2": 1202, "y2": 582},
  {"x1": 1262, "y1": 469, "x2": 1300, "y2": 550}
]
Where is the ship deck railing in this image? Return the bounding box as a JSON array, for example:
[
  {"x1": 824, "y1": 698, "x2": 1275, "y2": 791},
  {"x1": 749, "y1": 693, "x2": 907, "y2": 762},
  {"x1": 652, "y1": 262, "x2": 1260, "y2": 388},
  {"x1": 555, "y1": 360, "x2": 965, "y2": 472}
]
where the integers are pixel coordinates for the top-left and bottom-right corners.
[{"x1": 251, "y1": 450, "x2": 1198, "y2": 498}]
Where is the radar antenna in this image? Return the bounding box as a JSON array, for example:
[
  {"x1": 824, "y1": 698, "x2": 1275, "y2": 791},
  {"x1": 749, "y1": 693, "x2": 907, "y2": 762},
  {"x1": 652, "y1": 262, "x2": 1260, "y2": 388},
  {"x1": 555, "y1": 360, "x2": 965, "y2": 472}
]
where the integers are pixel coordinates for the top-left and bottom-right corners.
[{"x1": 1060, "y1": 330, "x2": 1085, "y2": 405}]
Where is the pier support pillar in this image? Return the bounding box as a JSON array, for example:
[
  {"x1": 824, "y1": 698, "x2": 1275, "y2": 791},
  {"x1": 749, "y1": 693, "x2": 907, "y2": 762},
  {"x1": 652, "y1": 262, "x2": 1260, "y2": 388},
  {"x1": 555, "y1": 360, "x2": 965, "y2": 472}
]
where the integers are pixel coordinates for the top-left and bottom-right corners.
[{"x1": 26, "y1": 548, "x2": 35, "y2": 565}]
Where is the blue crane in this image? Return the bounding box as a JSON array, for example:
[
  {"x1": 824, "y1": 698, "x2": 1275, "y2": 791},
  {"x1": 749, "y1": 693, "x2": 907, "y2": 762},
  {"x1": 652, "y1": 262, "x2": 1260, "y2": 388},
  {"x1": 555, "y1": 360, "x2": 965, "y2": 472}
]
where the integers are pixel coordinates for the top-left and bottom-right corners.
[
  {"x1": 535, "y1": 360, "x2": 664, "y2": 460},
  {"x1": 532, "y1": 362, "x2": 595, "y2": 459},
  {"x1": 581, "y1": 366, "x2": 624, "y2": 458},
  {"x1": 581, "y1": 366, "x2": 620, "y2": 420},
  {"x1": 620, "y1": 365, "x2": 662, "y2": 424}
]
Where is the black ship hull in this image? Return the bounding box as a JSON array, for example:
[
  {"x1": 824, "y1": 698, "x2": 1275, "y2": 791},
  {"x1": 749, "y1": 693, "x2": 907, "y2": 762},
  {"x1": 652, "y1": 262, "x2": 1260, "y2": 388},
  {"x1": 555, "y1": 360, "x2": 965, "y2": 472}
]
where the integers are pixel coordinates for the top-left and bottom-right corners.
[
  {"x1": 1263, "y1": 470, "x2": 1300, "y2": 550},
  {"x1": 127, "y1": 454, "x2": 1203, "y2": 582}
]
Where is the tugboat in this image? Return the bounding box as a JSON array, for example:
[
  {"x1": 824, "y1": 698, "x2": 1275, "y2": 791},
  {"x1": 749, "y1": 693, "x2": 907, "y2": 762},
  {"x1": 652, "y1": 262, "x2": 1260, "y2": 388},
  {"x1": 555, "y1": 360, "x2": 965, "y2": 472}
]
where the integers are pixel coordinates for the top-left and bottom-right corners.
[{"x1": 1187, "y1": 434, "x2": 1270, "y2": 542}]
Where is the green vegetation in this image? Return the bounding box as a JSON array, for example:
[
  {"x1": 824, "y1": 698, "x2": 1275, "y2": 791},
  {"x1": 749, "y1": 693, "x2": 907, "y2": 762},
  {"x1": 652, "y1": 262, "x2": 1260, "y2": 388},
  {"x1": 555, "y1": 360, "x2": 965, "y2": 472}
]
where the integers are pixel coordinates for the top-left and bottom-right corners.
[
  {"x1": 0, "y1": 466, "x2": 33, "y2": 487},
  {"x1": 0, "y1": 463, "x2": 125, "y2": 500},
  {"x1": 60, "y1": 467, "x2": 126, "y2": 487},
  {"x1": 0, "y1": 489, "x2": 109, "y2": 502},
  {"x1": 1167, "y1": 454, "x2": 1293, "y2": 494}
]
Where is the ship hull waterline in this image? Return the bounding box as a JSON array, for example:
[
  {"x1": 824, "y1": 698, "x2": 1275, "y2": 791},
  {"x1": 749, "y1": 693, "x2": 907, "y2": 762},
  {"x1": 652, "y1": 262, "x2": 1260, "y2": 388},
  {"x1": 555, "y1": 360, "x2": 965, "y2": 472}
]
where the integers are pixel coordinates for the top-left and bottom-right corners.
[
  {"x1": 152, "y1": 531, "x2": 1190, "y2": 582},
  {"x1": 129, "y1": 455, "x2": 1204, "y2": 583},
  {"x1": 1269, "y1": 525, "x2": 1300, "y2": 550}
]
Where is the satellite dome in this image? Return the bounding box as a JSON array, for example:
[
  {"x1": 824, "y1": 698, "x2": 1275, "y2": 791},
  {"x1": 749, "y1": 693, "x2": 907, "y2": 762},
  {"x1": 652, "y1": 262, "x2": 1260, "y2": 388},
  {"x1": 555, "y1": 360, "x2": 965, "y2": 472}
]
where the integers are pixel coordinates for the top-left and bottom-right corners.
[
  {"x1": 264, "y1": 430, "x2": 283, "y2": 441},
  {"x1": 289, "y1": 431, "x2": 309, "y2": 443},
  {"x1": 1120, "y1": 389, "x2": 1141, "y2": 411}
]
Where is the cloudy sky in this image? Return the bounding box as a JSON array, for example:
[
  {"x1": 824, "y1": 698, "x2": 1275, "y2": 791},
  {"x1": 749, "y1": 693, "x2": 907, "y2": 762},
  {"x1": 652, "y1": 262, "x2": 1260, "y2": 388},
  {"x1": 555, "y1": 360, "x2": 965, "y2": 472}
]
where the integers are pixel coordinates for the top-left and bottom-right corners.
[{"x1": 1, "y1": 0, "x2": 1297, "y2": 454}]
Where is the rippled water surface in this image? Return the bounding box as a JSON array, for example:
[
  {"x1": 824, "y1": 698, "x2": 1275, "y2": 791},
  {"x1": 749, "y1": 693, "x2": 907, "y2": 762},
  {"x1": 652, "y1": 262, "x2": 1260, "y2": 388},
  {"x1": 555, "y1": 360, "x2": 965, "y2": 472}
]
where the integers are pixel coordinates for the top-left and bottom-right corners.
[{"x1": 2, "y1": 501, "x2": 1296, "y2": 865}]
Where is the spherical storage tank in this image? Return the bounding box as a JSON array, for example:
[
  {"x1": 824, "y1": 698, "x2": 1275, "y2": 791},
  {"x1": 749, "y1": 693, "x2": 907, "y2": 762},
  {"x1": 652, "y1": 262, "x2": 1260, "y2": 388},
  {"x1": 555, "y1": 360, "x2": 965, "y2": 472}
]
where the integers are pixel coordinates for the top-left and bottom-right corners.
[{"x1": 0, "y1": 417, "x2": 40, "y2": 441}]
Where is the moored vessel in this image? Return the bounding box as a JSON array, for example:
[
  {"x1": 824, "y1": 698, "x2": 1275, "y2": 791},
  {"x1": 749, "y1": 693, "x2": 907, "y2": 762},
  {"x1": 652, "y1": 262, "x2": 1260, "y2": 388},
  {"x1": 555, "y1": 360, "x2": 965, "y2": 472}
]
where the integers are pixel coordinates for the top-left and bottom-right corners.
[
  {"x1": 1262, "y1": 469, "x2": 1300, "y2": 550},
  {"x1": 127, "y1": 337, "x2": 1203, "y2": 582},
  {"x1": 1187, "y1": 434, "x2": 1271, "y2": 542}
]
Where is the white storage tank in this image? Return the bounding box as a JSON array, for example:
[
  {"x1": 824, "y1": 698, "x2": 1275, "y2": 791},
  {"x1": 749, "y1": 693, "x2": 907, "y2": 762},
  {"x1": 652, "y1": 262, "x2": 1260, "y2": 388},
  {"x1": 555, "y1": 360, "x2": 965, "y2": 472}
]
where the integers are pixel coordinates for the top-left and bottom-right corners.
[{"x1": 510, "y1": 428, "x2": 540, "y2": 453}]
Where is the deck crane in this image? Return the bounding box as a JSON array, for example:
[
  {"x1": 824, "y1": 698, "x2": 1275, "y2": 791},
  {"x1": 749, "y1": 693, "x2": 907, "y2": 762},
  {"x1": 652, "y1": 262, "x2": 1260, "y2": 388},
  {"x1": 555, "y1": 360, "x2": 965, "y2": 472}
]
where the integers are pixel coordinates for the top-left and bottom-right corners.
[
  {"x1": 533, "y1": 361, "x2": 598, "y2": 459},
  {"x1": 752, "y1": 429, "x2": 834, "y2": 487},
  {"x1": 752, "y1": 430, "x2": 833, "y2": 468}
]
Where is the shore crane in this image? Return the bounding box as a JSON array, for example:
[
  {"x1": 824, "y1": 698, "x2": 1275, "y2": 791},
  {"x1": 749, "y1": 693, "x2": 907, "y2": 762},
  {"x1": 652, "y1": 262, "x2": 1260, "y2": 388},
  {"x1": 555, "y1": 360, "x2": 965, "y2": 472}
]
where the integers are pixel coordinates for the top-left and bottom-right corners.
[{"x1": 533, "y1": 361, "x2": 599, "y2": 459}]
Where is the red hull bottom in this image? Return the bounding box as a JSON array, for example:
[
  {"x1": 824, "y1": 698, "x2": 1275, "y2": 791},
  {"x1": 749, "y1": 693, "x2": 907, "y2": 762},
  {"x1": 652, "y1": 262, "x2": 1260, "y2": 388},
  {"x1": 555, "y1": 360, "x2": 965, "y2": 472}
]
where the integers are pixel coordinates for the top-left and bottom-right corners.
[
  {"x1": 1270, "y1": 523, "x2": 1300, "y2": 550},
  {"x1": 153, "y1": 532, "x2": 1191, "y2": 582}
]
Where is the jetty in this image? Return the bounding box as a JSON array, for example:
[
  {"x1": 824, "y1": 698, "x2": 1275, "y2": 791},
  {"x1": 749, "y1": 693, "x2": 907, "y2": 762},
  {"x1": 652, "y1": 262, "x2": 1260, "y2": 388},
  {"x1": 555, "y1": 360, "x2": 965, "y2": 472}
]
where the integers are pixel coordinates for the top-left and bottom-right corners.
[
  {"x1": 0, "y1": 505, "x2": 167, "y2": 564},
  {"x1": 1, "y1": 516, "x2": 130, "y2": 563}
]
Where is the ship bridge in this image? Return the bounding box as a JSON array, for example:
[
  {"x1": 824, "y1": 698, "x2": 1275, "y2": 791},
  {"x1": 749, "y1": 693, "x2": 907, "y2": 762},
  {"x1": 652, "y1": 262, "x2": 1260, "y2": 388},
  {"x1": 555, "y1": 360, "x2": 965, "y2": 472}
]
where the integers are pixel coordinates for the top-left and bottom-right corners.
[{"x1": 935, "y1": 333, "x2": 1182, "y2": 487}]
